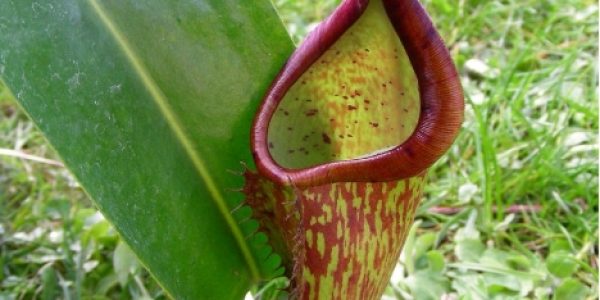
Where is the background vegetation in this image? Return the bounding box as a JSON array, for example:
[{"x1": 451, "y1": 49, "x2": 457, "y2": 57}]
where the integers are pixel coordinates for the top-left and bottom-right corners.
[{"x1": 1, "y1": 0, "x2": 597, "y2": 299}]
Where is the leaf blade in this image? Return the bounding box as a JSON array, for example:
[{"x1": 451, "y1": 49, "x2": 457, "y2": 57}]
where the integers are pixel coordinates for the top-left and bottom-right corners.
[
  {"x1": 87, "y1": 0, "x2": 262, "y2": 279},
  {"x1": 0, "y1": 0, "x2": 293, "y2": 298}
]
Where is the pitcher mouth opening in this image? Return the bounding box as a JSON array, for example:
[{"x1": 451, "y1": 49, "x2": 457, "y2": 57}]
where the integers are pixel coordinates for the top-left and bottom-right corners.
[{"x1": 251, "y1": 0, "x2": 464, "y2": 188}]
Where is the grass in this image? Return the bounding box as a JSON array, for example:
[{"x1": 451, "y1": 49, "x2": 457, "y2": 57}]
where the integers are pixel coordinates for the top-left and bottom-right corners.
[{"x1": 1, "y1": 0, "x2": 598, "y2": 299}]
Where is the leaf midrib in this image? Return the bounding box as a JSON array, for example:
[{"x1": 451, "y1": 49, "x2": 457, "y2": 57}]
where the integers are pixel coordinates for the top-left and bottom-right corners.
[{"x1": 88, "y1": 0, "x2": 260, "y2": 280}]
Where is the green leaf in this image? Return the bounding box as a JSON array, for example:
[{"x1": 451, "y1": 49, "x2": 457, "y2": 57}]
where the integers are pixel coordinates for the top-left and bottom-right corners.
[
  {"x1": 113, "y1": 242, "x2": 139, "y2": 287},
  {"x1": 406, "y1": 270, "x2": 450, "y2": 300},
  {"x1": 549, "y1": 239, "x2": 573, "y2": 253},
  {"x1": 40, "y1": 264, "x2": 59, "y2": 300},
  {"x1": 483, "y1": 273, "x2": 526, "y2": 297},
  {"x1": 450, "y1": 273, "x2": 488, "y2": 300},
  {"x1": 0, "y1": 1, "x2": 293, "y2": 298},
  {"x1": 425, "y1": 250, "x2": 446, "y2": 273},
  {"x1": 455, "y1": 238, "x2": 485, "y2": 262},
  {"x1": 431, "y1": 0, "x2": 456, "y2": 15},
  {"x1": 96, "y1": 273, "x2": 119, "y2": 296},
  {"x1": 553, "y1": 278, "x2": 589, "y2": 300},
  {"x1": 506, "y1": 254, "x2": 532, "y2": 272},
  {"x1": 546, "y1": 251, "x2": 579, "y2": 278},
  {"x1": 414, "y1": 232, "x2": 437, "y2": 258}
]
